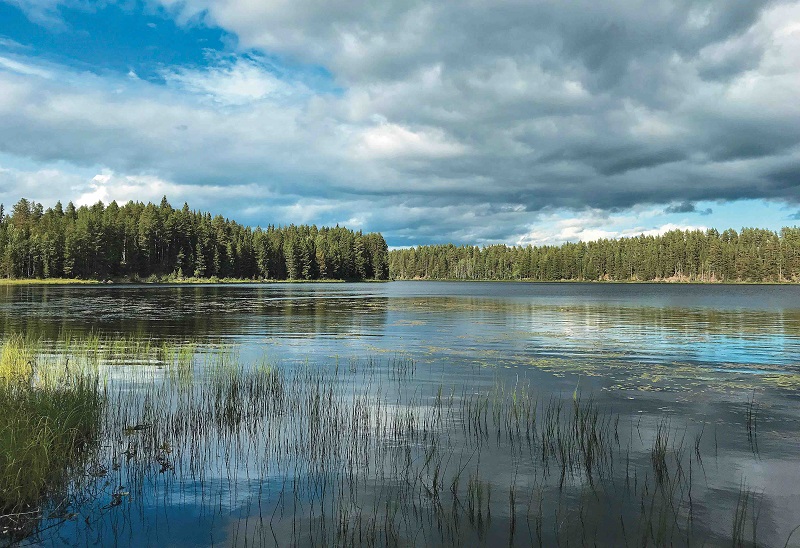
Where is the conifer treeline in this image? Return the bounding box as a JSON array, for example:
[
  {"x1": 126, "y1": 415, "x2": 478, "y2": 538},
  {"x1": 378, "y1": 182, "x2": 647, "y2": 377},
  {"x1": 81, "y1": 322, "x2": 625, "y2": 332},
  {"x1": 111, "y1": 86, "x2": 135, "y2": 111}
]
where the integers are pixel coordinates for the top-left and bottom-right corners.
[
  {"x1": 0, "y1": 198, "x2": 389, "y2": 281},
  {"x1": 389, "y1": 228, "x2": 800, "y2": 282}
]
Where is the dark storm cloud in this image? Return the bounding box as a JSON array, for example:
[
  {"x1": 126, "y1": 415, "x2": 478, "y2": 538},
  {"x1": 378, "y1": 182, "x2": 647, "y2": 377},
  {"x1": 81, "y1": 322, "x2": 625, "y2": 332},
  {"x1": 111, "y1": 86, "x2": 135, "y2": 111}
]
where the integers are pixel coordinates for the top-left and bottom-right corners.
[
  {"x1": 765, "y1": 164, "x2": 800, "y2": 190},
  {"x1": 662, "y1": 201, "x2": 713, "y2": 216},
  {"x1": 665, "y1": 201, "x2": 698, "y2": 214}
]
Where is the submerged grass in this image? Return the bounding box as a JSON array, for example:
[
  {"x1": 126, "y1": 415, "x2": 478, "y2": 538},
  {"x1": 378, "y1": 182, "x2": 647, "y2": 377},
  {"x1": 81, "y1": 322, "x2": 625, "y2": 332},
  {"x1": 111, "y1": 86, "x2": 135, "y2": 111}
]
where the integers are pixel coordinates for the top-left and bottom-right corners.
[{"x1": 0, "y1": 334, "x2": 791, "y2": 546}]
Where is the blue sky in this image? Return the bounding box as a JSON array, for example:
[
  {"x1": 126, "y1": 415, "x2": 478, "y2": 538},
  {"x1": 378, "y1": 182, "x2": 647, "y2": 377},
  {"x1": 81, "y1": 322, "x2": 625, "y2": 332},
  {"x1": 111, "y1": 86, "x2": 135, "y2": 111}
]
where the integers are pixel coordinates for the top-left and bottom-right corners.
[
  {"x1": 0, "y1": 0, "x2": 799, "y2": 247},
  {"x1": 0, "y1": 2, "x2": 229, "y2": 78}
]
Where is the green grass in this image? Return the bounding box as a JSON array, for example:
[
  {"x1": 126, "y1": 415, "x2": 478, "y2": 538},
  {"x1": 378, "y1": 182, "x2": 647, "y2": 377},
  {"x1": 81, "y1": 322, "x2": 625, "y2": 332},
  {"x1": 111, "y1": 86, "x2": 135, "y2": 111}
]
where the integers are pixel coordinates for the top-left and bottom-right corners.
[
  {"x1": 156, "y1": 275, "x2": 350, "y2": 284},
  {"x1": 0, "y1": 278, "x2": 100, "y2": 286},
  {"x1": 0, "y1": 276, "x2": 361, "y2": 285},
  {"x1": 0, "y1": 336, "x2": 102, "y2": 520}
]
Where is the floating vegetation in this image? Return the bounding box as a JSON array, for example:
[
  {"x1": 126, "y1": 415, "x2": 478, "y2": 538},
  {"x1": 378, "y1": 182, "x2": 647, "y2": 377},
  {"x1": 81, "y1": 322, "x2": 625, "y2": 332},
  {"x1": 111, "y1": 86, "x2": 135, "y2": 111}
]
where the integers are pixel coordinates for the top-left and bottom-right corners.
[{"x1": 0, "y1": 335, "x2": 795, "y2": 546}]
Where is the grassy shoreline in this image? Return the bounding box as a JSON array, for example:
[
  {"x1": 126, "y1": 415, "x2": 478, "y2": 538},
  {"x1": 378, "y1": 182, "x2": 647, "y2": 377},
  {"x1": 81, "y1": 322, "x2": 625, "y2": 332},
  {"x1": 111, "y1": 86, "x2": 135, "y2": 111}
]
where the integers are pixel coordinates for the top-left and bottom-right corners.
[
  {"x1": 0, "y1": 278, "x2": 100, "y2": 286},
  {"x1": 0, "y1": 277, "x2": 388, "y2": 286},
  {"x1": 390, "y1": 277, "x2": 799, "y2": 285},
  {"x1": 0, "y1": 276, "x2": 795, "y2": 286}
]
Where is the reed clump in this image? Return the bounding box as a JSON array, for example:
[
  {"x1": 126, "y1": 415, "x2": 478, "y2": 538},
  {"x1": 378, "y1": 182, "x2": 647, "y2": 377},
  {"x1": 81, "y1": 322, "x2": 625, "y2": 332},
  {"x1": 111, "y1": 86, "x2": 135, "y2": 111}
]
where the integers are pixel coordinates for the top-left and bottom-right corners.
[
  {"x1": 0, "y1": 335, "x2": 34, "y2": 383},
  {"x1": 0, "y1": 335, "x2": 102, "y2": 539}
]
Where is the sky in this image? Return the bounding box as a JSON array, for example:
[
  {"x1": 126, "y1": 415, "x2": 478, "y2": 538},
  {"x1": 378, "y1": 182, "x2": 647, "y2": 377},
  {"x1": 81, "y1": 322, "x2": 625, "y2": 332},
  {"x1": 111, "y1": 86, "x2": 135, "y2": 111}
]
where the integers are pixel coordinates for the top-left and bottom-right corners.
[{"x1": 0, "y1": 0, "x2": 799, "y2": 247}]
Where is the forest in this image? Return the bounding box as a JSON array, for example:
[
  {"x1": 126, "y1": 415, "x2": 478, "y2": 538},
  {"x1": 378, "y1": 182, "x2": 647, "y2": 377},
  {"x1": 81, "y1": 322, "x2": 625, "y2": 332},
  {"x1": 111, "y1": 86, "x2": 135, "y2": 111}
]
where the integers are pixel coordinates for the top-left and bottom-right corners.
[
  {"x1": 389, "y1": 227, "x2": 800, "y2": 283},
  {"x1": 0, "y1": 198, "x2": 389, "y2": 281}
]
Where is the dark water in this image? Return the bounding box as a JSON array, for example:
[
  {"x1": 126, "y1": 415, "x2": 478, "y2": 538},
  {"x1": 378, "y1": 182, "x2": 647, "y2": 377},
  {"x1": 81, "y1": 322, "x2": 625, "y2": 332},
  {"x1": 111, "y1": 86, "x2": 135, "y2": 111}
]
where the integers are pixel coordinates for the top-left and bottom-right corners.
[{"x1": 3, "y1": 281, "x2": 800, "y2": 546}]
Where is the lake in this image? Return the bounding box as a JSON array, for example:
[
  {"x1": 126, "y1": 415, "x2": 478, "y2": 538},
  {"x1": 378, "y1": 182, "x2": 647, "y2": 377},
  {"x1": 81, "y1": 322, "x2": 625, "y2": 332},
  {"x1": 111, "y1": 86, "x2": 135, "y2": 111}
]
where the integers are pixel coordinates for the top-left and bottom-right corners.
[{"x1": 2, "y1": 281, "x2": 800, "y2": 547}]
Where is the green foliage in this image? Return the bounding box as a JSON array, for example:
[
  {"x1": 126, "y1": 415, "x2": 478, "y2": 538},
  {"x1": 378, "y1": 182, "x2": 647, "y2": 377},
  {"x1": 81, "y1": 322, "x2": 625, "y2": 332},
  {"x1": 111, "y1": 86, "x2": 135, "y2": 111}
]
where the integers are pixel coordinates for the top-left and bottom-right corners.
[
  {"x1": 0, "y1": 197, "x2": 389, "y2": 282},
  {"x1": 389, "y1": 227, "x2": 800, "y2": 283}
]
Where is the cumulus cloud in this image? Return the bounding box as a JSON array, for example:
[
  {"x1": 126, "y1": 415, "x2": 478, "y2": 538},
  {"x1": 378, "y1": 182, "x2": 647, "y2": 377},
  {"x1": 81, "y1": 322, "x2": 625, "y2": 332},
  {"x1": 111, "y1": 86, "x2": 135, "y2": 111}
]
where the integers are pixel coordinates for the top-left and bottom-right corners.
[
  {"x1": 356, "y1": 122, "x2": 466, "y2": 159},
  {"x1": 154, "y1": 0, "x2": 800, "y2": 209},
  {"x1": 0, "y1": 0, "x2": 799, "y2": 244},
  {"x1": 0, "y1": 164, "x2": 86, "y2": 205},
  {"x1": 72, "y1": 171, "x2": 275, "y2": 209},
  {"x1": 0, "y1": 63, "x2": 326, "y2": 187},
  {"x1": 516, "y1": 208, "x2": 708, "y2": 247}
]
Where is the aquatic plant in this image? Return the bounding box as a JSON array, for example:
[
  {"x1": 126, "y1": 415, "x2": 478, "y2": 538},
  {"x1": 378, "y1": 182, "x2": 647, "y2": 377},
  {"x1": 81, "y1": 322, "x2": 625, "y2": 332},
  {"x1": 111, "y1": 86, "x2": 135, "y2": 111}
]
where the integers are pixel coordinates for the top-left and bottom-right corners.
[
  {"x1": 0, "y1": 334, "x2": 792, "y2": 546},
  {"x1": 0, "y1": 336, "x2": 102, "y2": 540}
]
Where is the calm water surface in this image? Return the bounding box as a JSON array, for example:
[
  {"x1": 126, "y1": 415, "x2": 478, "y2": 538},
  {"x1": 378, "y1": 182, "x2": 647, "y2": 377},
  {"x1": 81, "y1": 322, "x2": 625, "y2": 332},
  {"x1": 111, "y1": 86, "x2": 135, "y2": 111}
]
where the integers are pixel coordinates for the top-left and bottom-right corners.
[{"x1": 2, "y1": 281, "x2": 800, "y2": 546}]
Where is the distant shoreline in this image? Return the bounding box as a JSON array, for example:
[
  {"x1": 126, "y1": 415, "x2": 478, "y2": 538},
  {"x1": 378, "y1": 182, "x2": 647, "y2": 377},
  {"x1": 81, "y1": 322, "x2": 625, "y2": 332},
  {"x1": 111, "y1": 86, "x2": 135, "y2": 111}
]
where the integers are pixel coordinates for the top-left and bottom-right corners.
[
  {"x1": 0, "y1": 277, "x2": 388, "y2": 286},
  {"x1": 389, "y1": 277, "x2": 799, "y2": 285},
  {"x1": 0, "y1": 277, "x2": 794, "y2": 286}
]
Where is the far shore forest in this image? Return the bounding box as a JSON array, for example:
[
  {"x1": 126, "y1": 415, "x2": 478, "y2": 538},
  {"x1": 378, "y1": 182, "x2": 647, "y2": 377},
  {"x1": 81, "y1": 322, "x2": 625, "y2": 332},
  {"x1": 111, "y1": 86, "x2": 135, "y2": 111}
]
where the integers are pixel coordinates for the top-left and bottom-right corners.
[
  {"x1": 391, "y1": 228, "x2": 800, "y2": 282},
  {"x1": 1, "y1": 197, "x2": 799, "y2": 283},
  {"x1": 0, "y1": 198, "x2": 388, "y2": 282}
]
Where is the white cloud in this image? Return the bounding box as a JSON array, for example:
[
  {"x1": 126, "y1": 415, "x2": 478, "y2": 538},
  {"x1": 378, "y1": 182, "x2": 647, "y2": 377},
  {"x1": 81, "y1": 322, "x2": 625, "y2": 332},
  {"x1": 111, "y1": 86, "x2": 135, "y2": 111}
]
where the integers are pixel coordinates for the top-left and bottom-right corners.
[
  {"x1": 73, "y1": 170, "x2": 274, "y2": 210},
  {"x1": 0, "y1": 162, "x2": 275, "y2": 219},
  {"x1": 0, "y1": 56, "x2": 53, "y2": 79},
  {"x1": 162, "y1": 56, "x2": 306, "y2": 106},
  {"x1": 516, "y1": 208, "x2": 708, "y2": 246},
  {"x1": 2, "y1": 0, "x2": 65, "y2": 27},
  {"x1": 0, "y1": 163, "x2": 86, "y2": 206},
  {"x1": 0, "y1": 37, "x2": 30, "y2": 50},
  {"x1": 356, "y1": 122, "x2": 466, "y2": 159}
]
